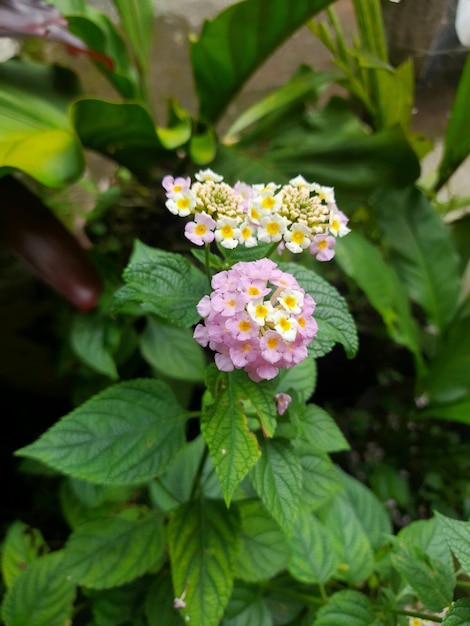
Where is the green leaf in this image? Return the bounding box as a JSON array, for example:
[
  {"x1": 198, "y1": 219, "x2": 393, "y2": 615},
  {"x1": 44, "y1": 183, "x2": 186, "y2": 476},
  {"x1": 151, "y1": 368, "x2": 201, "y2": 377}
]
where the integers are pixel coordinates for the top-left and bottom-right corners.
[
  {"x1": 1, "y1": 522, "x2": 48, "y2": 588},
  {"x1": 2, "y1": 552, "x2": 76, "y2": 626},
  {"x1": 420, "y1": 316, "x2": 470, "y2": 404},
  {"x1": 213, "y1": 98, "x2": 420, "y2": 196},
  {"x1": 281, "y1": 262, "x2": 358, "y2": 359},
  {"x1": 234, "y1": 499, "x2": 289, "y2": 582},
  {"x1": 250, "y1": 439, "x2": 302, "y2": 534},
  {"x1": 228, "y1": 369, "x2": 279, "y2": 438},
  {"x1": 299, "y1": 404, "x2": 349, "y2": 453},
  {"x1": 62, "y1": 509, "x2": 165, "y2": 589},
  {"x1": 317, "y1": 494, "x2": 374, "y2": 585},
  {"x1": 113, "y1": 0, "x2": 154, "y2": 75},
  {"x1": 190, "y1": 125, "x2": 217, "y2": 165},
  {"x1": 168, "y1": 500, "x2": 240, "y2": 626},
  {"x1": 222, "y1": 583, "x2": 273, "y2": 626},
  {"x1": 436, "y1": 512, "x2": 470, "y2": 577},
  {"x1": 335, "y1": 231, "x2": 422, "y2": 357},
  {"x1": 371, "y1": 187, "x2": 460, "y2": 331},
  {"x1": 201, "y1": 370, "x2": 262, "y2": 504},
  {"x1": 276, "y1": 358, "x2": 317, "y2": 404},
  {"x1": 299, "y1": 451, "x2": 344, "y2": 511},
  {"x1": 337, "y1": 469, "x2": 392, "y2": 550},
  {"x1": 442, "y1": 598, "x2": 470, "y2": 626},
  {"x1": 112, "y1": 242, "x2": 208, "y2": 327},
  {"x1": 140, "y1": 317, "x2": 206, "y2": 382},
  {"x1": 288, "y1": 510, "x2": 338, "y2": 584},
  {"x1": 421, "y1": 393, "x2": 470, "y2": 424},
  {"x1": 87, "y1": 580, "x2": 144, "y2": 626},
  {"x1": 70, "y1": 311, "x2": 119, "y2": 380},
  {"x1": 191, "y1": 0, "x2": 336, "y2": 123},
  {"x1": 390, "y1": 540, "x2": 454, "y2": 612},
  {"x1": 313, "y1": 590, "x2": 376, "y2": 626},
  {"x1": 437, "y1": 53, "x2": 470, "y2": 189},
  {"x1": 0, "y1": 59, "x2": 84, "y2": 187},
  {"x1": 145, "y1": 573, "x2": 185, "y2": 626},
  {"x1": 71, "y1": 99, "x2": 173, "y2": 178},
  {"x1": 150, "y1": 437, "x2": 205, "y2": 514},
  {"x1": 16, "y1": 379, "x2": 188, "y2": 484}
]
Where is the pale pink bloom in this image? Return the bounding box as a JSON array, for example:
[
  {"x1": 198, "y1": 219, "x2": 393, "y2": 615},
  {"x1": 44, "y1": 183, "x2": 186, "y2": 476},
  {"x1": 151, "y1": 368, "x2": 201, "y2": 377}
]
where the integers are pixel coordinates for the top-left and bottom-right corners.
[
  {"x1": 310, "y1": 234, "x2": 336, "y2": 261},
  {"x1": 185, "y1": 212, "x2": 216, "y2": 245},
  {"x1": 329, "y1": 208, "x2": 350, "y2": 237},
  {"x1": 275, "y1": 393, "x2": 292, "y2": 415},
  {"x1": 162, "y1": 175, "x2": 191, "y2": 197}
]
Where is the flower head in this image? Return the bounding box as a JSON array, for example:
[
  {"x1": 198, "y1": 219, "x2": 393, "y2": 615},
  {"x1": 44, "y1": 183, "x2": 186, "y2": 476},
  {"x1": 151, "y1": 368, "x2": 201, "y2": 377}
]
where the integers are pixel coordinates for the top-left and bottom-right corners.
[{"x1": 194, "y1": 260, "x2": 317, "y2": 381}]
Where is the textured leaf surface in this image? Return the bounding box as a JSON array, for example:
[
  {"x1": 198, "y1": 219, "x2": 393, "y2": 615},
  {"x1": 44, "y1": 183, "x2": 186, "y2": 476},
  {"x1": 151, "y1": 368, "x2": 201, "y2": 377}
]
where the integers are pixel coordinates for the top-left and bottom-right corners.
[
  {"x1": 17, "y1": 379, "x2": 188, "y2": 484},
  {"x1": 70, "y1": 311, "x2": 118, "y2": 380},
  {"x1": 299, "y1": 451, "x2": 344, "y2": 511},
  {"x1": 299, "y1": 404, "x2": 349, "y2": 453},
  {"x1": 145, "y1": 573, "x2": 185, "y2": 626},
  {"x1": 202, "y1": 370, "x2": 262, "y2": 504},
  {"x1": 442, "y1": 598, "x2": 470, "y2": 626},
  {"x1": 371, "y1": 187, "x2": 460, "y2": 331},
  {"x1": 281, "y1": 262, "x2": 358, "y2": 359},
  {"x1": 335, "y1": 231, "x2": 421, "y2": 356},
  {"x1": 234, "y1": 499, "x2": 289, "y2": 582},
  {"x1": 313, "y1": 590, "x2": 376, "y2": 626},
  {"x1": 112, "y1": 242, "x2": 208, "y2": 327},
  {"x1": 1, "y1": 522, "x2": 47, "y2": 588},
  {"x1": 62, "y1": 509, "x2": 165, "y2": 589},
  {"x1": 288, "y1": 511, "x2": 338, "y2": 584},
  {"x1": 436, "y1": 512, "x2": 470, "y2": 577},
  {"x1": 276, "y1": 358, "x2": 317, "y2": 404},
  {"x1": 2, "y1": 552, "x2": 75, "y2": 626},
  {"x1": 191, "y1": 0, "x2": 335, "y2": 122},
  {"x1": 250, "y1": 439, "x2": 302, "y2": 534},
  {"x1": 168, "y1": 500, "x2": 240, "y2": 626},
  {"x1": 222, "y1": 584, "x2": 272, "y2": 626}
]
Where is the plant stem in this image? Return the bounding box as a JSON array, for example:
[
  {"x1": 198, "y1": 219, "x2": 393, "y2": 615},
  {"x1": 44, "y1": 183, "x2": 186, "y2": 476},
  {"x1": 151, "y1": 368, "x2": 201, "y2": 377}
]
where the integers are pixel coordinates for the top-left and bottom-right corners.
[
  {"x1": 204, "y1": 243, "x2": 212, "y2": 285},
  {"x1": 390, "y1": 608, "x2": 443, "y2": 622}
]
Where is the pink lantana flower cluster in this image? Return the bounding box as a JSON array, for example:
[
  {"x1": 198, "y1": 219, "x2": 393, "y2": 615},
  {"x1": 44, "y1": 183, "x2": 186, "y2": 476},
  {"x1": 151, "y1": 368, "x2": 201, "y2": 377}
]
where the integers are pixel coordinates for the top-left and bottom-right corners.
[
  {"x1": 162, "y1": 169, "x2": 350, "y2": 261},
  {"x1": 193, "y1": 259, "x2": 318, "y2": 381}
]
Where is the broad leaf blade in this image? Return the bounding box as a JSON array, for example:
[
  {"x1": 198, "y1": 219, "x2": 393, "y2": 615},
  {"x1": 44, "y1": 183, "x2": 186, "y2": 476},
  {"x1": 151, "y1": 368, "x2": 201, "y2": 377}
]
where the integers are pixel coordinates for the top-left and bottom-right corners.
[
  {"x1": 70, "y1": 311, "x2": 119, "y2": 380},
  {"x1": 191, "y1": 0, "x2": 336, "y2": 123},
  {"x1": 371, "y1": 187, "x2": 460, "y2": 331},
  {"x1": 313, "y1": 590, "x2": 376, "y2": 626},
  {"x1": 63, "y1": 509, "x2": 165, "y2": 589},
  {"x1": 113, "y1": 0, "x2": 154, "y2": 74},
  {"x1": 436, "y1": 512, "x2": 470, "y2": 577},
  {"x1": 16, "y1": 379, "x2": 188, "y2": 484},
  {"x1": 442, "y1": 598, "x2": 470, "y2": 625},
  {"x1": 250, "y1": 439, "x2": 302, "y2": 534},
  {"x1": 1, "y1": 522, "x2": 48, "y2": 589},
  {"x1": 168, "y1": 500, "x2": 240, "y2": 626},
  {"x1": 299, "y1": 404, "x2": 349, "y2": 453},
  {"x1": 201, "y1": 370, "x2": 261, "y2": 504},
  {"x1": 2, "y1": 552, "x2": 75, "y2": 626}
]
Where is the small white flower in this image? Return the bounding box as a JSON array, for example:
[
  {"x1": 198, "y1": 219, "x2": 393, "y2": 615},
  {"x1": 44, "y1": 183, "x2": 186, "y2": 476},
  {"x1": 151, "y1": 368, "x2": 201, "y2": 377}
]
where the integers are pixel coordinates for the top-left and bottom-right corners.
[
  {"x1": 214, "y1": 216, "x2": 241, "y2": 249},
  {"x1": 247, "y1": 299, "x2": 275, "y2": 326},
  {"x1": 165, "y1": 191, "x2": 196, "y2": 217},
  {"x1": 276, "y1": 288, "x2": 304, "y2": 314},
  {"x1": 195, "y1": 168, "x2": 223, "y2": 183},
  {"x1": 272, "y1": 310, "x2": 298, "y2": 342},
  {"x1": 284, "y1": 223, "x2": 312, "y2": 253},
  {"x1": 258, "y1": 213, "x2": 288, "y2": 243}
]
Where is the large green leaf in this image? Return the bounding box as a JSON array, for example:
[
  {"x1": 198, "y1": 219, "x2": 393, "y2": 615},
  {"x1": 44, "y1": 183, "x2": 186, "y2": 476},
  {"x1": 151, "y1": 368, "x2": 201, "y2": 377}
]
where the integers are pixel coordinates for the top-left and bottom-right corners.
[
  {"x1": 437, "y1": 52, "x2": 470, "y2": 189},
  {"x1": 201, "y1": 370, "x2": 261, "y2": 504},
  {"x1": 213, "y1": 98, "x2": 420, "y2": 198},
  {"x1": 168, "y1": 500, "x2": 240, "y2": 626},
  {"x1": 313, "y1": 590, "x2": 376, "y2": 626},
  {"x1": 71, "y1": 98, "x2": 176, "y2": 178},
  {"x1": 222, "y1": 584, "x2": 272, "y2": 626},
  {"x1": 436, "y1": 512, "x2": 470, "y2": 577},
  {"x1": 191, "y1": 0, "x2": 337, "y2": 123},
  {"x1": 112, "y1": 0, "x2": 154, "y2": 77},
  {"x1": 2, "y1": 552, "x2": 75, "y2": 626},
  {"x1": 288, "y1": 510, "x2": 338, "y2": 584},
  {"x1": 70, "y1": 311, "x2": 119, "y2": 380},
  {"x1": 250, "y1": 439, "x2": 302, "y2": 535},
  {"x1": 16, "y1": 379, "x2": 188, "y2": 484},
  {"x1": 371, "y1": 187, "x2": 460, "y2": 332},
  {"x1": 62, "y1": 509, "x2": 165, "y2": 589},
  {"x1": 298, "y1": 404, "x2": 349, "y2": 453},
  {"x1": 281, "y1": 262, "x2": 358, "y2": 359},
  {"x1": 299, "y1": 450, "x2": 343, "y2": 511},
  {"x1": 145, "y1": 573, "x2": 185, "y2": 626},
  {"x1": 442, "y1": 598, "x2": 470, "y2": 626},
  {"x1": 0, "y1": 59, "x2": 84, "y2": 187},
  {"x1": 335, "y1": 231, "x2": 422, "y2": 359},
  {"x1": 234, "y1": 499, "x2": 289, "y2": 582},
  {"x1": 112, "y1": 241, "x2": 208, "y2": 327}
]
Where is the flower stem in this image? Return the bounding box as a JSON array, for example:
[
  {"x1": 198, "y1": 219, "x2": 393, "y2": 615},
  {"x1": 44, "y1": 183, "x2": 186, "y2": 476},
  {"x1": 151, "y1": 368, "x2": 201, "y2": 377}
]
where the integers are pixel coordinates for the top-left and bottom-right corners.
[
  {"x1": 204, "y1": 243, "x2": 212, "y2": 286},
  {"x1": 265, "y1": 241, "x2": 281, "y2": 259}
]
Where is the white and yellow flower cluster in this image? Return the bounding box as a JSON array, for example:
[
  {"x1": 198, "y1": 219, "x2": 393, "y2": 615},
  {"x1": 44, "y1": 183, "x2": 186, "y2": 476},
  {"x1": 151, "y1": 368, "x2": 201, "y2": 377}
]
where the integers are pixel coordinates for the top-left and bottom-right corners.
[{"x1": 162, "y1": 169, "x2": 350, "y2": 260}]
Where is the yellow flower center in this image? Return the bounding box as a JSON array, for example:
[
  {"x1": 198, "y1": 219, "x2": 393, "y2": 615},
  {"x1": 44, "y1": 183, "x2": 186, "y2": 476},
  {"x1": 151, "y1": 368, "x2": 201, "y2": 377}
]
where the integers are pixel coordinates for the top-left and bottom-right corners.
[
  {"x1": 282, "y1": 295, "x2": 297, "y2": 310},
  {"x1": 173, "y1": 185, "x2": 182, "y2": 193},
  {"x1": 331, "y1": 218, "x2": 340, "y2": 231},
  {"x1": 262, "y1": 196, "x2": 276, "y2": 209},
  {"x1": 318, "y1": 239, "x2": 328, "y2": 250},
  {"x1": 255, "y1": 304, "x2": 268, "y2": 318},
  {"x1": 177, "y1": 197, "x2": 190, "y2": 210},
  {"x1": 266, "y1": 222, "x2": 280, "y2": 235},
  {"x1": 267, "y1": 337, "x2": 278, "y2": 349},
  {"x1": 248, "y1": 286, "x2": 260, "y2": 297},
  {"x1": 241, "y1": 226, "x2": 252, "y2": 239},
  {"x1": 238, "y1": 320, "x2": 252, "y2": 332},
  {"x1": 292, "y1": 230, "x2": 305, "y2": 244},
  {"x1": 195, "y1": 224, "x2": 207, "y2": 236},
  {"x1": 221, "y1": 224, "x2": 234, "y2": 238}
]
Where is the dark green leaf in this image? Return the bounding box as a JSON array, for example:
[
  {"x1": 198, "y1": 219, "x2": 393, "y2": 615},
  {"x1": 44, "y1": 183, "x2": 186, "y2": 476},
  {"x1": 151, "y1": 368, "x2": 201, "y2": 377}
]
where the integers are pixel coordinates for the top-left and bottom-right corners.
[
  {"x1": 16, "y1": 379, "x2": 188, "y2": 484},
  {"x1": 288, "y1": 510, "x2": 338, "y2": 584},
  {"x1": 63, "y1": 509, "x2": 165, "y2": 589},
  {"x1": 250, "y1": 439, "x2": 302, "y2": 534},
  {"x1": 70, "y1": 311, "x2": 119, "y2": 380},
  {"x1": 335, "y1": 231, "x2": 422, "y2": 357},
  {"x1": 276, "y1": 358, "x2": 317, "y2": 404},
  {"x1": 371, "y1": 187, "x2": 460, "y2": 331},
  {"x1": 191, "y1": 0, "x2": 336, "y2": 122},
  {"x1": 442, "y1": 598, "x2": 470, "y2": 626},
  {"x1": 222, "y1": 583, "x2": 273, "y2": 626},
  {"x1": 112, "y1": 241, "x2": 208, "y2": 327},
  {"x1": 299, "y1": 451, "x2": 344, "y2": 510},
  {"x1": 436, "y1": 512, "x2": 470, "y2": 577},
  {"x1": 168, "y1": 500, "x2": 240, "y2": 626},
  {"x1": 234, "y1": 499, "x2": 289, "y2": 582},
  {"x1": 437, "y1": 53, "x2": 470, "y2": 189},
  {"x1": 140, "y1": 317, "x2": 206, "y2": 382},
  {"x1": 299, "y1": 404, "x2": 349, "y2": 453},
  {"x1": 87, "y1": 580, "x2": 145, "y2": 626},
  {"x1": 313, "y1": 590, "x2": 376, "y2": 626},
  {"x1": 2, "y1": 552, "x2": 75, "y2": 626},
  {"x1": 113, "y1": 0, "x2": 154, "y2": 76},
  {"x1": 145, "y1": 573, "x2": 185, "y2": 626},
  {"x1": 281, "y1": 262, "x2": 358, "y2": 359}
]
